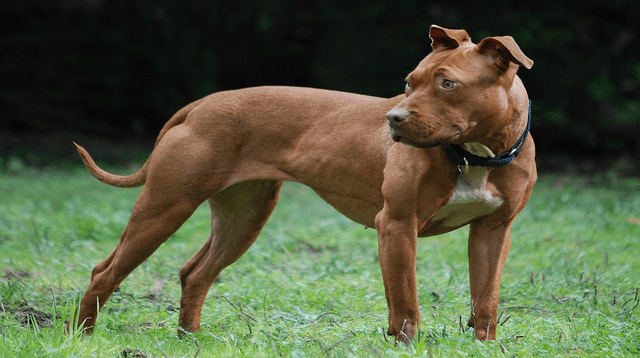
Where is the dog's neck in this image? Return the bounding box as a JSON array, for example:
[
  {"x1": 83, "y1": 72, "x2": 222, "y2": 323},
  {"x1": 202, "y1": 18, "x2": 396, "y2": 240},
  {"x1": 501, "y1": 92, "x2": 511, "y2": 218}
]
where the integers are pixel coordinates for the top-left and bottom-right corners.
[
  {"x1": 475, "y1": 98, "x2": 530, "y2": 158},
  {"x1": 442, "y1": 100, "x2": 531, "y2": 171}
]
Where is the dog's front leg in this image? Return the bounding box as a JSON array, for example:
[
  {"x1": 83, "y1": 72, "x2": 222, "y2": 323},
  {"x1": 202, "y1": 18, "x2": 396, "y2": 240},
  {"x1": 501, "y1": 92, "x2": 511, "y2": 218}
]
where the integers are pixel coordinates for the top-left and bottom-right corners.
[
  {"x1": 467, "y1": 219, "x2": 513, "y2": 341},
  {"x1": 375, "y1": 207, "x2": 420, "y2": 344}
]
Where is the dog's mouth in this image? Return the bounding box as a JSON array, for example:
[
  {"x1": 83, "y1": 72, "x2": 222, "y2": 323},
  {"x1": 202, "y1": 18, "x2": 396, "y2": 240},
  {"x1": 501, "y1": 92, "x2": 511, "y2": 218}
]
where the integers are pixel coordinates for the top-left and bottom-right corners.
[{"x1": 389, "y1": 127, "x2": 458, "y2": 148}]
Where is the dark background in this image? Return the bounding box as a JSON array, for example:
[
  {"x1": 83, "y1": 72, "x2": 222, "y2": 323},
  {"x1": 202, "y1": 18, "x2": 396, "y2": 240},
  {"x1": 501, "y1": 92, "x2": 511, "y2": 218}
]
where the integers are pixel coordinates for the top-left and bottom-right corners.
[{"x1": 1, "y1": 0, "x2": 639, "y2": 174}]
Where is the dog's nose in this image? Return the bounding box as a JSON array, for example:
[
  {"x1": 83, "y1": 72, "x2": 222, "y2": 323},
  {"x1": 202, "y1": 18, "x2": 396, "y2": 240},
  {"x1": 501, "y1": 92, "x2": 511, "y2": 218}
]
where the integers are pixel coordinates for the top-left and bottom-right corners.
[{"x1": 386, "y1": 108, "x2": 408, "y2": 125}]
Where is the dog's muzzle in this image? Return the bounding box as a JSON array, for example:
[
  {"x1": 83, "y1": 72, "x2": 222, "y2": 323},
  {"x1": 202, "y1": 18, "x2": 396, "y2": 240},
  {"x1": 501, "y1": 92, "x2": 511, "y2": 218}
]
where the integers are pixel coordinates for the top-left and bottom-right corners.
[
  {"x1": 386, "y1": 108, "x2": 408, "y2": 126},
  {"x1": 386, "y1": 108, "x2": 409, "y2": 142}
]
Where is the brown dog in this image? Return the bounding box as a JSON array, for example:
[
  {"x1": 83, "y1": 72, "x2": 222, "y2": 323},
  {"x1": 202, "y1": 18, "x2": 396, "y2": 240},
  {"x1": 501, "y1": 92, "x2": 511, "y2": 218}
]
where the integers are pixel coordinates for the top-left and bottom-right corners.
[{"x1": 72, "y1": 25, "x2": 535, "y2": 342}]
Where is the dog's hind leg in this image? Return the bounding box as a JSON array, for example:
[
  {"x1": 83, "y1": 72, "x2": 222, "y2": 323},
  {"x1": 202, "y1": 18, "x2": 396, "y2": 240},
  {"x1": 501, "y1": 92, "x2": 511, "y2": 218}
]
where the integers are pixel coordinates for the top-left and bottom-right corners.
[
  {"x1": 177, "y1": 179, "x2": 283, "y2": 334},
  {"x1": 75, "y1": 183, "x2": 207, "y2": 334},
  {"x1": 74, "y1": 129, "x2": 230, "y2": 334}
]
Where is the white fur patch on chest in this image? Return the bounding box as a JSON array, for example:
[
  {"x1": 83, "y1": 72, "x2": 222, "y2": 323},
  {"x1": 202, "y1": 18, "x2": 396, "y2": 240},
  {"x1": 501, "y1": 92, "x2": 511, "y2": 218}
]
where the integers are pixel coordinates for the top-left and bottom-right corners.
[{"x1": 432, "y1": 143, "x2": 503, "y2": 227}]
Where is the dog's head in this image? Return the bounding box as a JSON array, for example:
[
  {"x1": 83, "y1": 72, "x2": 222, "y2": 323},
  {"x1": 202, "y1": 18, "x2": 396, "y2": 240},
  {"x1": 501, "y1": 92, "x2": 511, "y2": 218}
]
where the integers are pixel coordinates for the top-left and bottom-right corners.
[{"x1": 386, "y1": 25, "x2": 533, "y2": 148}]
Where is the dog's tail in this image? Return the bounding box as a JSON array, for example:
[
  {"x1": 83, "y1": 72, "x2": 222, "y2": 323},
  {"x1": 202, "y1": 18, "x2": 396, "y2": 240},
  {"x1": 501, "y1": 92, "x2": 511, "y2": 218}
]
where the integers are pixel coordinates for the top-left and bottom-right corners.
[
  {"x1": 73, "y1": 142, "x2": 148, "y2": 188},
  {"x1": 74, "y1": 98, "x2": 204, "y2": 188}
]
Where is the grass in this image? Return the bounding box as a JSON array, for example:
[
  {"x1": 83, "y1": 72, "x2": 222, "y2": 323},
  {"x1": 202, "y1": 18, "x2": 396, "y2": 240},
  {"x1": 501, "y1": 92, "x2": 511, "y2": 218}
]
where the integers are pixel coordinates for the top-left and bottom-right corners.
[{"x1": 1, "y1": 165, "x2": 639, "y2": 357}]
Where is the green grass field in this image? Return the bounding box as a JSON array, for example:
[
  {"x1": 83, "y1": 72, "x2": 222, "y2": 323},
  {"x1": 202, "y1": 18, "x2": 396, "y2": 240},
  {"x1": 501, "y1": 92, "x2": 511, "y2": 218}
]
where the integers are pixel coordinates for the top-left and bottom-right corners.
[{"x1": 1, "y1": 166, "x2": 639, "y2": 357}]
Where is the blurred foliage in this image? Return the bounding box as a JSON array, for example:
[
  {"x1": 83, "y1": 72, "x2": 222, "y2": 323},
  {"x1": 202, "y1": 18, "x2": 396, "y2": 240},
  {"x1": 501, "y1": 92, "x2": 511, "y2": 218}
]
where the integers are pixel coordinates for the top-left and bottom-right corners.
[{"x1": 1, "y1": 0, "x2": 639, "y2": 158}]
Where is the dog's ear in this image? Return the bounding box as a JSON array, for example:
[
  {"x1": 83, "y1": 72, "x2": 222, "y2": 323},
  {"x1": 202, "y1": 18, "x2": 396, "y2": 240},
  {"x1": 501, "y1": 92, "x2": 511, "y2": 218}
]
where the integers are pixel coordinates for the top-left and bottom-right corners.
[
  {"x1": 477, "y1": 36, "x2": 534, "y2": 71},
  {"x1": 430, "y1": 25, "x2": 471, "y2": 50}
]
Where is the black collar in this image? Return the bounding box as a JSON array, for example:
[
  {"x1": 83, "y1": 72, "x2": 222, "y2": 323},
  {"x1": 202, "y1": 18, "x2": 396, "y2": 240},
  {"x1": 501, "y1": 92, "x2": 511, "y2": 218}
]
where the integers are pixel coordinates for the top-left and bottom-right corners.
[{"x1": 442, "y1": 100, "x2": 531, "y2": 173}]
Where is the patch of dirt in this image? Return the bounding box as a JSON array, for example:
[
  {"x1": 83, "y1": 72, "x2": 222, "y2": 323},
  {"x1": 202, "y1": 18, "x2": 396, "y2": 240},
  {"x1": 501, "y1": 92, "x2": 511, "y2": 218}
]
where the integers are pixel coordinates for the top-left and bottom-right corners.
[
  {"x1": 10, "y1": 306, "x2": 53, "y2": 328},
  {"x1": 121, "y1": 348, "x2": 149, "y2": 358},
  {"x1": 3, "y1": 269, "x2": 34, "y2": 281}
]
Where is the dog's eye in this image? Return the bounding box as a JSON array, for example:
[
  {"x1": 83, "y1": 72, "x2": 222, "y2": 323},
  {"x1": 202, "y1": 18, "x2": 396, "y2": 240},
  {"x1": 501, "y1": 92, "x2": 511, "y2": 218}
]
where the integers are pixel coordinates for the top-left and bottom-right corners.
[
  {"x1": 404, "y1": 81, "x2": 411, "y2": 92},
  {"x1": 442, "y1": 79, "x2": 458, "y2": 89}
]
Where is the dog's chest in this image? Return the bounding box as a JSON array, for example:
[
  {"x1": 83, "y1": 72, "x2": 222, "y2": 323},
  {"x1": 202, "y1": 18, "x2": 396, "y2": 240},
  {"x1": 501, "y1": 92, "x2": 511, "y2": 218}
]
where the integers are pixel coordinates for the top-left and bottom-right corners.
[{"x1": 431, "y1": 166, "x2": 503, "y2": 228}]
